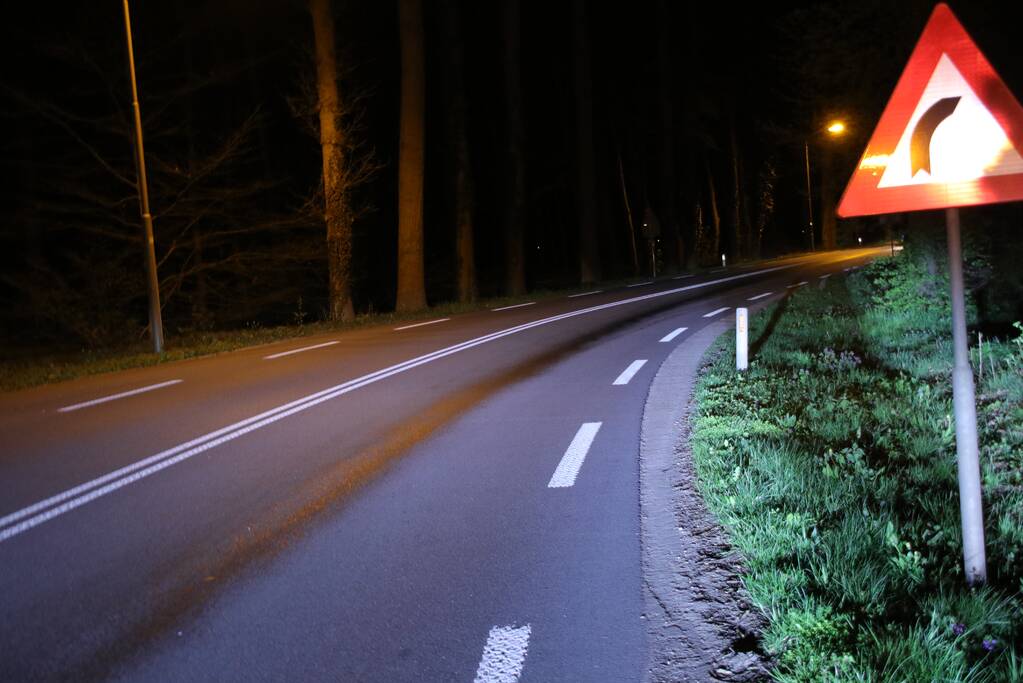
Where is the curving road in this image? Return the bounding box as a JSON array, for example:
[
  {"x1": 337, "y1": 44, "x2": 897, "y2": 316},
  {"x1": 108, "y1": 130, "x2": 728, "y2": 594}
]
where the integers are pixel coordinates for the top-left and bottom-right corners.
[{"x1": 0, "y1": 248, "x2": 885, "y2": 681}]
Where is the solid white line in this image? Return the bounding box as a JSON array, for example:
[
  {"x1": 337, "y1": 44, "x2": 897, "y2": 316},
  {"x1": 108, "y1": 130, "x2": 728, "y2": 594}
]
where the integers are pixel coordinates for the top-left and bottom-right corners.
[
  {"x1": 57, "y1": 380, "x2": 183, "y2": 414},
  {"x1": 393, "y1": 318, "x2": 450, "y2": 331},
  {"x1": 567, "y1": 290, "x2": 602, "y2": 298},
  {"x1": 787, "y1": 281, "x2": 808, "y2": 288},
  {"x1": 702, "y1": 307, "x2": 731, "y2": 318},
  {"x1": 491, "y1": 302, "x2": 536, "y2": 312},
  {"x1": 263, "y1": 341, "x2": 339, "y2": 360},
  {"x1": 548, "y1": 423, "x2": 602, "y2": 488},
  {"x1": 672, "y1": 274, "x2": 695, "y2": 280},
  {"x1": 747, "y1": 292, "x2": 773, "y2": 301},
  {"x1": 659, "y1": 327, "x2": 687, "y2": 343},
  {"x1": 627, "y1": 281, "x2": 653, "y2": 288},
  {"x1": 473, "y1": 624, "x2": 532, "y2": 683},
  {"x1": 612, "y1": 360, "x2": 648, "y2": 385},
  {"x1": 0, "y1": 261, "x2": 797, "y2": 542},
  {"x1": 819, "y1": 273, "x2": 832, "y2": 280}
]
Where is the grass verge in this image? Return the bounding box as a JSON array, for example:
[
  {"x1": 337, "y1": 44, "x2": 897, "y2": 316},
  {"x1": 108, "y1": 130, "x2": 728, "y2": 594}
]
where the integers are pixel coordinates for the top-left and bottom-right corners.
[
  {"x1": 0, "y1": 287, "x2": 594, "y2": 392},
  {"x1": 690, "y1": 254, "x2": 1023, "y2": 681}
]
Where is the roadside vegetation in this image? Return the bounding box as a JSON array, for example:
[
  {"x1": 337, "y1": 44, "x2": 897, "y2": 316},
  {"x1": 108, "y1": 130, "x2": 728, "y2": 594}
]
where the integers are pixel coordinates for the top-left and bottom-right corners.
[{"x1": 690, "y1": 241, "x2": 1023, "y2": 680}]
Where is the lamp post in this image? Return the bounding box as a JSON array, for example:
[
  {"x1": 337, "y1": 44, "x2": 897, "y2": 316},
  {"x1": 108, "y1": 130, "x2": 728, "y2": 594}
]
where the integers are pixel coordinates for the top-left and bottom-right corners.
[
  {"x1": 804, "y1": 120, "x2": 847, "y2": 253},
  {"x1": 122, "y1": 0, "x2": 164, "y2": 354}
]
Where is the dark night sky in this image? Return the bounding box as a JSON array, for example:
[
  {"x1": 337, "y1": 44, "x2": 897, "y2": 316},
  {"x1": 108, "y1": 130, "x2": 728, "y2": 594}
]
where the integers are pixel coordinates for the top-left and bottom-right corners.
[{"x1": 2, "y1": 1, "x2": 1022, "y2": 348}]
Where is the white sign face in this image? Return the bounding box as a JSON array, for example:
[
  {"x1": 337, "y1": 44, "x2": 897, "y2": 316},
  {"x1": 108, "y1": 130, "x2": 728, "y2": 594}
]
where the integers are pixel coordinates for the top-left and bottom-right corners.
[{"x1": 877, "y1": 54, "x2": 1023, "y2": 188}]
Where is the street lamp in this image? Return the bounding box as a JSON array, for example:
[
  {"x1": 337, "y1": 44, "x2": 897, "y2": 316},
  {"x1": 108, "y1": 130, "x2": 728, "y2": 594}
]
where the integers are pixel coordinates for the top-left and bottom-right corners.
[{"x1": 804, "y1": 119, "x2": 847, "y2": 252}]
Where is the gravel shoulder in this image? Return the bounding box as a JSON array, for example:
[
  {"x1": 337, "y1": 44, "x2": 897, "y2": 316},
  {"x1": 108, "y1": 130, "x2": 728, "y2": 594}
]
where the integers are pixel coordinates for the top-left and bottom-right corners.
[{"x1": 640, "y1": 319, "x2": 771, "y2": 683}]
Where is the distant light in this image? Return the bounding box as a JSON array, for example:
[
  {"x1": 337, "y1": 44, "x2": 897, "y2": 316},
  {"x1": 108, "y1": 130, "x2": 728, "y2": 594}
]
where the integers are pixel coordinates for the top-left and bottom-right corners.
[
  {"x1": 858, "y1": 237, "x2": 863, "y2": 244},
  {"x1": 827, "y1": 121, "x2": 846, "y2": 135}
]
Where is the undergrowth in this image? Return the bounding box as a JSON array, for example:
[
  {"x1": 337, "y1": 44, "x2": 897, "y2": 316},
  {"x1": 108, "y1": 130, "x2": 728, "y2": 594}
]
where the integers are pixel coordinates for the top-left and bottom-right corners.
[{"x1": 690, "y1": 248, "x2": 1023, "y2": 681}]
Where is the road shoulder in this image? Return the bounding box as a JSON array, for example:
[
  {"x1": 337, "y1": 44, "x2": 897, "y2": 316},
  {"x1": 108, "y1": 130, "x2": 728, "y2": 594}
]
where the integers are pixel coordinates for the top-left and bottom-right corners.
[{"x1": 639, "y1": 320, "x2": 770, "y2": 682}]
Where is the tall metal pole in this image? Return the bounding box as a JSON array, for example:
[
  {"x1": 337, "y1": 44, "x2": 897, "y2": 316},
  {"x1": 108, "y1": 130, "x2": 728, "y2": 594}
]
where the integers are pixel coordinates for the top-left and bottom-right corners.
[
  {"x1": 122, "y1": 0, "x2": 164, "y2": 353},
  {"x1": 946, "y1": 207, "x2": 986, "y2": 585},
  {"x1": 804, "y1": 141, "x2": 815, "y2": 252}
]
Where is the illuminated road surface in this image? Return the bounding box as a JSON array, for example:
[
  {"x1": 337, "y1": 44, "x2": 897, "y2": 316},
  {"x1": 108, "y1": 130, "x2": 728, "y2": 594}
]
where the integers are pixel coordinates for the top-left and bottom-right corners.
[{"x1": 0, "y1": 249, "x2": 884, "y2": 681}]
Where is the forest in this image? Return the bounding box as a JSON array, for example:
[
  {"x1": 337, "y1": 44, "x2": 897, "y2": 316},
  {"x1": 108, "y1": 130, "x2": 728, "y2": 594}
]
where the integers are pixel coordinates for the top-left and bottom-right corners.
[{"x1": 2, "y1": 0, "x2": 1022, "y2": 356}]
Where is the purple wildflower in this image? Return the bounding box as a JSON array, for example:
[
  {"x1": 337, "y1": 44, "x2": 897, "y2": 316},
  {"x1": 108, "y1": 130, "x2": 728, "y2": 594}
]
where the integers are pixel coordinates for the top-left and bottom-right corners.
[
  {"x1": 951, "y1": 623, "x2": 965, "y2": 636},
  {"x1": 982, "y1": 638, "x2": 998, "y2": 652}
]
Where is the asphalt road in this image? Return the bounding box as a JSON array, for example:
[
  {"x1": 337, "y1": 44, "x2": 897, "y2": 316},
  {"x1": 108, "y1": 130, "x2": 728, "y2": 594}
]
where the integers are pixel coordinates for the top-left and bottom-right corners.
[{"x1": 0, "y1": 248, "x2": 886, "y2": 681}]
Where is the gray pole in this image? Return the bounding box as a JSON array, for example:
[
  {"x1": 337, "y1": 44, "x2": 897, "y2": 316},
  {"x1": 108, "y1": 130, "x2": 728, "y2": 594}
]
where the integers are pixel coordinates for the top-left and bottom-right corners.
[
  {"x1": 123, "y1": 0, "x2": 164, "y2": 354},
  {"x1": 946, "y1": 207, "x2": 986, "y2": 585},
  {"x1": 804, "y1": 141, "x2": 815, "y2": 252}
]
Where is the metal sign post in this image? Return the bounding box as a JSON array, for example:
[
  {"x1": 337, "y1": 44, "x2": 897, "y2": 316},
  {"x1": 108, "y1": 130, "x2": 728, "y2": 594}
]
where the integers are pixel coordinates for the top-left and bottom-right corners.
[{"x1": 945, "y1": 207, "x2": 986, "y2": 584}]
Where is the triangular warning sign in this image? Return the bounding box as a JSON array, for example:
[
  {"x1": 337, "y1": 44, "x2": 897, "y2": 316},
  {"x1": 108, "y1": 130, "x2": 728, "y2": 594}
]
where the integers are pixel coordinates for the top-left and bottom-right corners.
[{"x1": 838, "y1": 3, "x2": 1023, "y2": 217}]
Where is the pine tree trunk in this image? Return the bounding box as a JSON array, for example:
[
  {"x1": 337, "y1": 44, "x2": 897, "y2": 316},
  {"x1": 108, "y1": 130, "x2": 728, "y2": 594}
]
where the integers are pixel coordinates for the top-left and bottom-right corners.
[
  {"x1": 396, "y1": 0, "x2": 427, "y2": 312},
  {"x1": 309, "y1": 0, "x2": 354, "y2": 321},
  {"x1": 729, "y1": 120, "x2": 743, "y2": 261},
  {"x1": 501, "y1": 0, "x2": 526, "y2": 295},
  {"x1": 572, "y1": 0, "x2": 601, "y2": 283},
  {"x1": 655, "y1": 0, "x2": 679, "y2": 272},
  {"x1": 441, "y1": 0, "x2": 476, "y2": 303},
  {"x1": 706, "y1": 160, "x2": 721, "y2": 260}
]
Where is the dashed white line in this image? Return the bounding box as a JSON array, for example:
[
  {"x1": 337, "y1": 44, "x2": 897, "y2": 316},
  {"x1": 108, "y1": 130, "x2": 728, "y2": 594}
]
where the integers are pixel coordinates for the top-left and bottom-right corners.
[
  {"x1": 491, "y1": 302, "x2": 536, "y2": 312},
  {"x1": 393, "y1": 318, "x2": 450, "y2": 331},
  {"x1": 1, "y1": 261, "x2": 799, "y2": 542},
  {"x1": 672, "y1": 274, "x2": 695, "y2": 280},
  {"x1": 263, "y1": 341, "x2": 339, "y2": 360},
  {"x1": 57, "y1": 380, "x2": 184, "y2": 413},
  {"x1": 473, "y1": 624, "x2": 532, "y2": 683},
  {"x1": 710, "y1": 268, "x2": 726, "y2": 273},
  {"x1": 819, "y1": 273, "x2": 832, "y2": 280},
  {"x1": 627, "y1": 281, "x2": 653, "y2": 288},
  {"x1": 702, "y1": 306, "x2": 731, "y2": 318},
  {"x1": 787, "y1": 281, "x2": 808, "y2": 288},
  {"x1": 612, "y1": 359, "x2": 648, "y2": 385},
  {"x1": 659, "y1": 327, "x2": 688, "y2": 343},
  {"x1": 747, "y1": 292, "x2": 773, "y2": 301},
  {"x1": 568, "y1": 290, "x2": 602, "y2": 298},
  {"x1": 548, "y1": 422, "x2": 602, "y2": 488}
]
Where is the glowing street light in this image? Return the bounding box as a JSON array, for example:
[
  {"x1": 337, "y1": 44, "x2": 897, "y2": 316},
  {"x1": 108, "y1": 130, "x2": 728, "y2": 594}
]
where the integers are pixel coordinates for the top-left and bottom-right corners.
[
  {"x1": 805, "y1": 118, "x2": 850, "y2": 252},
  {"x1": 827, "y1": 120, "x2": 847, "y2": 135}
]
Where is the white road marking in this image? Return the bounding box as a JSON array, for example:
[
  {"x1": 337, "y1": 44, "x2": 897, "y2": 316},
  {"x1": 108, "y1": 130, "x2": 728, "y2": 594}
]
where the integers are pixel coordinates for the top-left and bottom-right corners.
[
  {"x1": 568, "y1": 290, "x2": 602, "y2": 298},
  {"x1": 393, "y1": 318, "x2": 450, "y2": 331},
  {"x1": 659, "y1": 327, "x2": 688, "y2": 343},
  {"x1": 672, "y1": 274, "x2": 695, "y2": 280},
  {"x1": 612, "y1": 360, "x2": 648, "y2": 385},
  {"x1": 843, "y1": 267, "x2": 852, "y2": 272},
  {"x1": 0, "y1": 261, "x2": 798, "y2": 542},
  {"x1": 702, "y1": 307, "x2": 731, "y2": 318},
  {"x1": 473, "y1": 624, "x2": 532, "y2": 683},
  {"x1": 548, "y1": 423, "x2": 602, "y2": 488},
  {"x1": 491, "y1": 302, "x2": 536, "y2": 312},
  {"x1": 819, "y1": 273, "x2": 832, "y2": 280},
  {"x1": 57, "y1": 380, "x2": 183, "y2": 414},
  {"x1": 627, "y1": 281, "x2": 653, "y2": 288},
  {"x1": 263, "y1": 341, "x2": 339, "y2": 360},
  {"x1": 787, "y1": 281, "x2": 808, "y2": 288},
  {"x1": 747, "y1": 292, "x2": 773, "y2": 301}
]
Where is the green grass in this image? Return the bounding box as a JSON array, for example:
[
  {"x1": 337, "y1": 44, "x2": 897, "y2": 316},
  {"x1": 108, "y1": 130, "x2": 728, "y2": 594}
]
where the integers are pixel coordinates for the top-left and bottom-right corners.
[{"x1": 690, "y1": 251, "x2": 1023, "y2": 681}]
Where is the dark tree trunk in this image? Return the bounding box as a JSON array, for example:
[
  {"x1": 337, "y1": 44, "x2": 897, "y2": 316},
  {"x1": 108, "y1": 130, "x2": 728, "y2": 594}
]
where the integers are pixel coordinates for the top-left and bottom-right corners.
[
  {"x1": 820, "y1": 144, "x2": 837, "y2": 250},
  {"x1": 309, "y1": 0, "x2": 355, "y2": 321},
  {"x1": 706, "y1": 160, "x2": 721, "y2": 260},
  {"x1": 440, "y1": 0, "x2": 476, "y2": 303},
  {"x1": 655, "y1": 0, "x2": 679, "y2": 272},
  {"x1": 501, "y1": 0, "x2": 526, "y2": 295},
  {"x1": 572, "y1": 0, "x2": 601, "y2": 283},
  {"x1": 396, "y1": 0, "x2": 427, "y2": 312}
]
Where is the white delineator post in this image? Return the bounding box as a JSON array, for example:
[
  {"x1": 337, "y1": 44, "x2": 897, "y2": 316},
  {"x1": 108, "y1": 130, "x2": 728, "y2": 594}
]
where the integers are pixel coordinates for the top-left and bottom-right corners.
[
  {"x1": 946, "y1": 207, "x2": 987, "y2": 585},
  {"x1": 736, "y1": 307, "x2": 748, "y2": 371}
]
